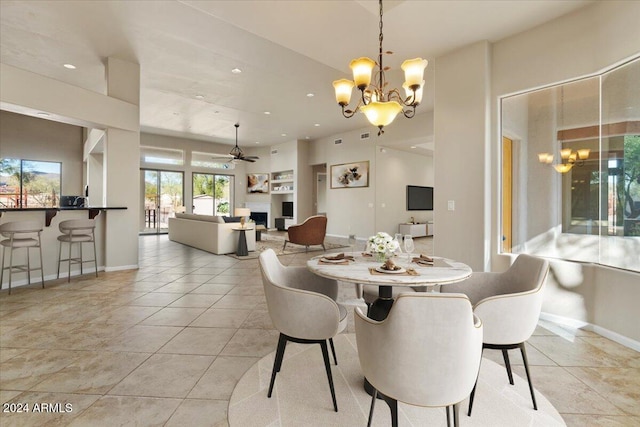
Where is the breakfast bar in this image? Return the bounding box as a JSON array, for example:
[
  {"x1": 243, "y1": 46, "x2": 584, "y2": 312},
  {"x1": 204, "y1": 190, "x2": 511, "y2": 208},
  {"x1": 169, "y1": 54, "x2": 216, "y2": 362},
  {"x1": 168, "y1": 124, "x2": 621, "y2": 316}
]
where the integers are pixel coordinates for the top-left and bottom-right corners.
[{"x1": 0, "y1": 206, "x2": 127, "y2": 287}]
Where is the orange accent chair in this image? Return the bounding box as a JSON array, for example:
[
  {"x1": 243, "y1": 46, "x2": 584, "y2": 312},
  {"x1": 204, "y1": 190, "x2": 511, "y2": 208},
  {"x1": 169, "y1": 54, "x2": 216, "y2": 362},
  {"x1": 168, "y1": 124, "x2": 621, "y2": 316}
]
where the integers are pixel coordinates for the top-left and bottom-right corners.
[{"x1": 283, "y1": 215, "x2": 327, "y2": 252}]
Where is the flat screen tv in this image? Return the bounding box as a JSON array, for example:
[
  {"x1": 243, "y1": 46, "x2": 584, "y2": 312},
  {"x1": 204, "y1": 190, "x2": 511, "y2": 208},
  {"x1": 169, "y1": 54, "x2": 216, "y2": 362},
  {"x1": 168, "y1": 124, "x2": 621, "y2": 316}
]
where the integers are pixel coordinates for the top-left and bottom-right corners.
[
  {"x1": 282, "y1": 201, "x2": 294, "y2": 217},
  {"x1": 407, "y1": 185, "x2": 433, "y2": 211}
]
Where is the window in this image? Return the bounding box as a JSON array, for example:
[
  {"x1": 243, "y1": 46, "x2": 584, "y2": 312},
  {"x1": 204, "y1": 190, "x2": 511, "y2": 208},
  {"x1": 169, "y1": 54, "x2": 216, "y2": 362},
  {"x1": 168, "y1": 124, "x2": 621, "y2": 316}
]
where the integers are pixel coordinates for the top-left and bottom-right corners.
[
  {"x1": 501, "y1": 57, "x2": 640, "y2": 272},
  {"x1": 0, "y1": 158, "x2": 62, "y2": 208},
  {"x1": 191, "y1": 151, "x2": 235, "y2": 169},
  {"x1": 140, "y1": 146, "x2": 184, "y2": 165},
  {"x1": 192, "y1": 173, "x2": 233, "y2": 216}
]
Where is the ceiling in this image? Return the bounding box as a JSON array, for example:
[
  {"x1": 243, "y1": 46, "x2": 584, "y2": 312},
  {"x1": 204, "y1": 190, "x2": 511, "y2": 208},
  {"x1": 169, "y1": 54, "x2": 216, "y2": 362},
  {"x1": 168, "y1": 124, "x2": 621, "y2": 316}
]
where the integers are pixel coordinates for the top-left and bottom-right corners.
[{"x1": 0, "y1": 0, "x2": 594, "y2": 153}]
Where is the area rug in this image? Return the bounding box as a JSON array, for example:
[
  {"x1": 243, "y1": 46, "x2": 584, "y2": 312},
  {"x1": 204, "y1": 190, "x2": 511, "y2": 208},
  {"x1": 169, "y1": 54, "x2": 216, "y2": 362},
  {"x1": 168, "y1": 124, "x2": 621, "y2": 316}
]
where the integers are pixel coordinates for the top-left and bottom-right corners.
[
  {"x1": 228, "y1": 334, "x2": 565, "y2": 426},
  {"x1": 227, "y1": 233, "x2": 347, "y2": 260}
]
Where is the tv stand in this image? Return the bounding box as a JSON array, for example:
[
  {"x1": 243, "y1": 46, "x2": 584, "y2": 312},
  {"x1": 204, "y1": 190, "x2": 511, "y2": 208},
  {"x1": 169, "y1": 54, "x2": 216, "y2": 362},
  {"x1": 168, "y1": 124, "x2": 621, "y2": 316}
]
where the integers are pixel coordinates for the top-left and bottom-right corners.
[
  {"x1": 398, "y1": 221, "x2": 434, "y2": 237},
  {"x1": 275, "y1": 217, "x2": 295, "y2": 231}
]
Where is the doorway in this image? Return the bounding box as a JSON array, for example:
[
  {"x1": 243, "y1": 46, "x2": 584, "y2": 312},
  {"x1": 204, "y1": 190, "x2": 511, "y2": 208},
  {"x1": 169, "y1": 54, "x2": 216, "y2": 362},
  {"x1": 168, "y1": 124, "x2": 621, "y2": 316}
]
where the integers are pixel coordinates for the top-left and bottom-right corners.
[
  {"x1": 141, "y1": 169, "x2": 184, "y2": 234},
  {"x1": 502, "y1": 137, "x2": 513, "y2": 253},
  {"x1": 316, "y1": 172, "x2": 327, "y2": 215}
]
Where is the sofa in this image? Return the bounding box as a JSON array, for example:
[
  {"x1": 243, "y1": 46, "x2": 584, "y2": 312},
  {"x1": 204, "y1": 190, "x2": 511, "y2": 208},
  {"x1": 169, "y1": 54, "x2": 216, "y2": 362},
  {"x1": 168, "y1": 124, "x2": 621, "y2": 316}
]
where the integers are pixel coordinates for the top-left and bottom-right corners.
[{"x1": 168, "y1": 213, "x2": 256, "y2": 255}]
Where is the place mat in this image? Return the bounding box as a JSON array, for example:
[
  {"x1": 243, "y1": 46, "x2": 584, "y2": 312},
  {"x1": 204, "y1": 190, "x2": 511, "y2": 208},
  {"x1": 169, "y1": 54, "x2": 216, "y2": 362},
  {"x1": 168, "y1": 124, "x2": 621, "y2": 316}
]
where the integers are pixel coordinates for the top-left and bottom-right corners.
[
  {"x1": 318, "y1": 259, "x2": 350, "y2": 265},
  {"x1": 368, "y1": 267, "x2": 419, "y2": 276}
]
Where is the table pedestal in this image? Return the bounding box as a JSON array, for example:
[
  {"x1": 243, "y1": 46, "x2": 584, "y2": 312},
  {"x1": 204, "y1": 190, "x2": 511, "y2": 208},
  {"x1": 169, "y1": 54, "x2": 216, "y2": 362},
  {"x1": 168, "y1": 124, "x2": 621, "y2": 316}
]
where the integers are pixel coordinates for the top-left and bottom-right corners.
[{"x1": 234, "y1": 228, "x2": 249, "y2": 256}]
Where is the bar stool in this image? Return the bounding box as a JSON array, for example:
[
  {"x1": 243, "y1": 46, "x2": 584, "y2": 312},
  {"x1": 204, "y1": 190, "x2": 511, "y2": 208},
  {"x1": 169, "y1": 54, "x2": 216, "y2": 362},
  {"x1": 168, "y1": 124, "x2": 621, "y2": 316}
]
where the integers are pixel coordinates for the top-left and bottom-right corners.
[
  {"x1": 0, "y1": 221, "x2": 45, "y2": 294},
  {"x1": 57, "y1": 219, "x2": 98, "y2": 282}
]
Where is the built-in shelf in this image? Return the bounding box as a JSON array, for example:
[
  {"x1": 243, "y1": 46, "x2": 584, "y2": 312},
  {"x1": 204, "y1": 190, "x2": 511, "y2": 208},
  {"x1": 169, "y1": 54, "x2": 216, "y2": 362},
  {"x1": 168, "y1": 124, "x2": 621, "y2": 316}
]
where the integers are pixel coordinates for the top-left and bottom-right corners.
[{"x1": 271, "y1": 170, "x2": 294, "y2": 194}]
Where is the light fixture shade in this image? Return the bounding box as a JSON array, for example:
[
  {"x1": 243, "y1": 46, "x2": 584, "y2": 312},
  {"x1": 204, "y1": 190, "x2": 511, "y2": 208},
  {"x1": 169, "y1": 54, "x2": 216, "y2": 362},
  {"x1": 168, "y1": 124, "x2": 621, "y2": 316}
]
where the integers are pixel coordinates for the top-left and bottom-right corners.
[
  {"x1": 403, "y1": 80, "x2": 424, "y2": 105},
  {"x1": 560, "y1": 148, "x2": 572, "y2": 160},
  {"x1": 360, "y1": 101, "x2": 403, "y2": 127},
  {"x1": 538, "y1": 152, "x2": 552, "y2": 163},
  {"x1": 553, "y1": 163, "x2": 573, "y2": 173},
  {"x1": 350, "y1": 57, "x2": 375, "y2": 89},
  {"x1": 577, "y1": 148, "x2": 591, "y2": 160},
  {"x1": 401, "y1": 58, "x2": 428, "y2": 88},
  {"x1": 333, "y1": 79, "x2": 355, "y2": 106},
  {"x1": 234, "y1": 208, "x2": 250, "y2": 217}
]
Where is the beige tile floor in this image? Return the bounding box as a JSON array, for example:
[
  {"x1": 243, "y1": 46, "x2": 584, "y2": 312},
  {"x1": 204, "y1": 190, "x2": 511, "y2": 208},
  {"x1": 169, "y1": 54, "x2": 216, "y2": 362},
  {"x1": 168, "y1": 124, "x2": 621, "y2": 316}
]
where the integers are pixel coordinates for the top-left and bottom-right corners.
[{"x1": 1, "y1": 234, "x2": 638, "y2": 426}]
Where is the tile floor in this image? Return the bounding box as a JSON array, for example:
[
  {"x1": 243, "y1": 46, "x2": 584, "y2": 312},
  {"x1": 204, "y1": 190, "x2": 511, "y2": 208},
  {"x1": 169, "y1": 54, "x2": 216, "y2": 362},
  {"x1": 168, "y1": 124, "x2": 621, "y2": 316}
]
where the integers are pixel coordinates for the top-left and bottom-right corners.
[{"x1": 0, "y1": 234, "x2": 638, "y2": 426}]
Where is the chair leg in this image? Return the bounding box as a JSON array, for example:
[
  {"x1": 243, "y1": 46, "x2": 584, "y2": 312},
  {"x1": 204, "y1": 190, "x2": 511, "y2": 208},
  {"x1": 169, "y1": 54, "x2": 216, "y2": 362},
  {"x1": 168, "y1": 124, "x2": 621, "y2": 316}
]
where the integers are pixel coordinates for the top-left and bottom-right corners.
[
  {"x1": 57, "y1": 241, "x2": 62, "y2": 279},
  {"x1": 268, "y1": 333, "x2": 287, "y2": 398},
  {"x1": 67, "y1": 240, "x2": 72, "y2": 282},
  {"x1": 329, "y1": 337, "x2": 338, "y2": 365},
  {"x1": 322, "y1": 243, "x2": 326, "y2": 251},
  {"x1": 38, "y1": 236, "x2": 44, "y2": 288},
  {"x1": 26, "y1": 247, "x2": 31, "y2": 285},
  {"x1": 8, "y1": 245, "x2": 14, "y2": 294},
  {"x1": 446, "y1": 406, "x2": 451, "y2": 427},
  {"x1": 0, "y1": 246, "x2": 5, "y2": 293},
  {"x1": 379, "y1": 392, "x2": 398, "y2": 427},
  {"x1": 502, "y1": 348, "x2": 514, "y2": 385},
  {"x1": 80, "y1": 242, "x2": 83, "y2": 275},
  {"x1": 453, "y1": 403, "x2": 459, "y2": 427},
  {"x1": 467, "y1": 347, "x2": 483, "y2": 416},
  {"x1": 282, "y1": 240, "x2": 287, "y2": 251},
  {"x1": 520, "y1": 342, "x2": 538, "y2": 410},
  {"x1": 320, "y1": 340, "x2": 338, "y2": 412},
  {"x1": 92, "y1": 236, "x2": 98, "y2": 277},
  {"x1": 367, "y1": 388, "x2": 377, "y2": 427}
]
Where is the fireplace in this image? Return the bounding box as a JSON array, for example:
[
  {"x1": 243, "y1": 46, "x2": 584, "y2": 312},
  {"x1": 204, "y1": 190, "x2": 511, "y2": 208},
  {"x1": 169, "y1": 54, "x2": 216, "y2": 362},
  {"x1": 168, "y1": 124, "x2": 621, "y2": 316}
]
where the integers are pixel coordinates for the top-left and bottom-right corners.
[{"x1": 250, "y1": 212, "x2": 268, "y2": 227}]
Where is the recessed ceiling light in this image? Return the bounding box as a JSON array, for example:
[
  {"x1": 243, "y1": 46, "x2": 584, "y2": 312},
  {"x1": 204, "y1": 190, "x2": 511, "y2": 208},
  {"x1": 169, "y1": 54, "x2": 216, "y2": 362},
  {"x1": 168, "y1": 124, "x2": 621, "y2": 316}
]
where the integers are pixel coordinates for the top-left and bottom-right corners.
[
  {"x1": 306, "y1": 93, "x2": 315, "y2": 97},
  {"x1": 255, "y1": 141, "x2": 260, "y2": 144},
  {"x1": 410, "y1": 146, "x2": 416, "y2": 149},
  {"x1": 314, "y1": 123, "x2": 320, "y2": 127},
  {"x1": 63, "y1": 63, "x2": 76, "y2": 69},
  {"x1": 195, "y1": 95, "x2": 204, "y2": 100},
  {"x1": 281, "y1": 133, "x2": 287, "y2": 137},
  {"x1": 37, "y1": 112, "x2": 50, "y2": 117},
  {"x1": 231, "y1": 68, "x2": 242, "y2": 74},
  {"x1": 263, "y1": 111, "x2": 271, "y2": 115},
  {"x1": 305, "y1": 136, "x2": 310, "y2": 140}
]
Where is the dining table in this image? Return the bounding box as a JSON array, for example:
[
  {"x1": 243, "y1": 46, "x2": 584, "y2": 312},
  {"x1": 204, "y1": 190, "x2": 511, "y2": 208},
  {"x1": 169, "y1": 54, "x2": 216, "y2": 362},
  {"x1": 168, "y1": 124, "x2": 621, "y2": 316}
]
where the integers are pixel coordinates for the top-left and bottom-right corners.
[{"x1": 307, "y1": 252, "x2": 473, "y2": 321}]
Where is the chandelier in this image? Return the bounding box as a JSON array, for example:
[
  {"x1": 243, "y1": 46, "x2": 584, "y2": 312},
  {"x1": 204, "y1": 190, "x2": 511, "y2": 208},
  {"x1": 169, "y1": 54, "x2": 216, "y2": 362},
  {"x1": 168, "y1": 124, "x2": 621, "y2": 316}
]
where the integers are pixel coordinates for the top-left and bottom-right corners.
[
  {"x1": 332, "y1": 0, "x2": 427, "y2": 135},
  {"x1": 538, "y1": 148, "x2": 591, "y2": 173},
  {"x1": 537, "y1": 86, "x2": 591, "y2": 173}
]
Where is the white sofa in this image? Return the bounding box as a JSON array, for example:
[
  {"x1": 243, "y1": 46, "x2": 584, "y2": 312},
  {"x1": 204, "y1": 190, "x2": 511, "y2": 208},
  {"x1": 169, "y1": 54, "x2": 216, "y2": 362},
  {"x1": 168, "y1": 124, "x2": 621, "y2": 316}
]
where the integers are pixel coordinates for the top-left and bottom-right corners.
[{"x1": 168, "y1": 213, "x2": 256, "y2": 255}]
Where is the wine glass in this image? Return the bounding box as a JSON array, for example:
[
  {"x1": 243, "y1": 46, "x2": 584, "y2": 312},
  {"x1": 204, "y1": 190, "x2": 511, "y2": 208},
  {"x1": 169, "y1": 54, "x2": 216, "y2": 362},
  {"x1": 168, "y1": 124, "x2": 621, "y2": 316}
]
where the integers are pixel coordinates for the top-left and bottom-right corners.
[
  {"x1": 348, "y1": 234, "x2": 356, "y2": 256},
  {"x1": 404, "y1": 235, "x2": 414, "y2": 266},
  {"x1": 393, "y1": 233, "x2": 403, "y2": 257}
]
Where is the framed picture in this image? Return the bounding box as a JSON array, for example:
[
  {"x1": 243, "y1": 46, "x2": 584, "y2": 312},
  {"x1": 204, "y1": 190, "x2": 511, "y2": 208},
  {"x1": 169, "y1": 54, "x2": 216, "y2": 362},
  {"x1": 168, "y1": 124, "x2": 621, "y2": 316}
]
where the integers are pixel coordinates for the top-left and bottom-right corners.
[
  {"x1": 330, "y1": 161, "x2": 369, "y2": 189},
  {"x1": 247, "y1": 173, "x2": 269, "y2": 194}
]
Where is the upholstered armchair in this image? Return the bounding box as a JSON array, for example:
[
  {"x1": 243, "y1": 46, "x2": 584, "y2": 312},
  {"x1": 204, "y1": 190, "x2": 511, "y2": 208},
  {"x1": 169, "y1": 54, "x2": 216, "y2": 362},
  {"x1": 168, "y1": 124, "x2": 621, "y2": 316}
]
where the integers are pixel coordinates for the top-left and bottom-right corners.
[
  {"x1": 355, "y1": 293, "x2": 483, "y2": 427},
  {"x1": 443, "y1": 254, "x2": 549, "y2": 415},
  {"x1": 259, "y1": 248, "x2": 347, "y2": 412},
  {"x1": 283, "y1": 215, "x2": 327, "y2": 251}
]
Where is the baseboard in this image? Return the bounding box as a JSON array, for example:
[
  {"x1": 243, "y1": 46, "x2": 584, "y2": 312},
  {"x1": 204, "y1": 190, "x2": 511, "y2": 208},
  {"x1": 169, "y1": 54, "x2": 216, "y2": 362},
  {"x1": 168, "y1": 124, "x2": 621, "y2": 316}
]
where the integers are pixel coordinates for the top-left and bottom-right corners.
[
  {"x1": 1, "y1": 267, "x2": 105, "y2": 290},
  {"x1": 540, "y1": 311, "x2": 640, "y2": 352},
  {"x1": 105, "y1": 264, "x2": 138, "y2": 272}
]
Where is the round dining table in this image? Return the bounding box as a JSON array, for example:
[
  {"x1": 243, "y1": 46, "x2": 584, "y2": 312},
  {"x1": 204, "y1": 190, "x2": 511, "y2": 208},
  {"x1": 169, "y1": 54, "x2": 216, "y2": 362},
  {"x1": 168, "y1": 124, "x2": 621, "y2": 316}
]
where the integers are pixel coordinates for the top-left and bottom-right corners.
[{"x1": 307, "y1": 253, "x2": 472, "y2": 321}]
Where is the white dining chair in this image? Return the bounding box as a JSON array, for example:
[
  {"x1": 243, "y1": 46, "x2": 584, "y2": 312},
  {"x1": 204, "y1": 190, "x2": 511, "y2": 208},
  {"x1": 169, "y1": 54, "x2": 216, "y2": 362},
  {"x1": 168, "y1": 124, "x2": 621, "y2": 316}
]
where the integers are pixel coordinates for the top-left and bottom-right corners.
[
  {"x1": 259, "y1": 248, "x2": 348, "y2": 412},
  {"x1": 355, "y1": 292, "x2": 483, "y2": 427},
  {"x1": 443, "y1": 254, "x2": 549, "y2": 415}
]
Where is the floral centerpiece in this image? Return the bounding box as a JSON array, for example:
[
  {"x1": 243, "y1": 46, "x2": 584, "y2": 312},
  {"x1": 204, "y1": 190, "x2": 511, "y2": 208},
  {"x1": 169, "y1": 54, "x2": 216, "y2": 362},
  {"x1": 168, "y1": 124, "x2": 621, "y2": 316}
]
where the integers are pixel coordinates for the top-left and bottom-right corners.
[{"x1": 367, "y1": 232, "x2": 400, "y2": 262}]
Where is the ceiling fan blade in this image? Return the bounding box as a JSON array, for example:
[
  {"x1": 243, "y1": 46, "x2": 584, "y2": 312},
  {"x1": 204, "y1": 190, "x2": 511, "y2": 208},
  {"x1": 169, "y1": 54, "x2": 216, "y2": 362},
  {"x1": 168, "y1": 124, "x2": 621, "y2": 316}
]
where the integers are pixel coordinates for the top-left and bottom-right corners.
[
  {"x1": 244, "y1": 156, "x2": 260, "y2": 160},
  {"x1": 241, "y1": 157, "x2": 256, "y2": 163}
]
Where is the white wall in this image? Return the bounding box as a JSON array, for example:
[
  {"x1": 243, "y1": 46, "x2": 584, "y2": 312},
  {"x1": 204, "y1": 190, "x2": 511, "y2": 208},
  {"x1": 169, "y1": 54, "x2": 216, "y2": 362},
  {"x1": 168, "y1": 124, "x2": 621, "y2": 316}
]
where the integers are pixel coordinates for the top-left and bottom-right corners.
[
  {"x1": 0, "y1": 111, "x2": 84, "y2": 195},
  {"x1": 433, "y1": 0, "x2": 640, "y2": 343},
  {"x1": 308, "y1": 114, "x2": 434, "y2": 240}
]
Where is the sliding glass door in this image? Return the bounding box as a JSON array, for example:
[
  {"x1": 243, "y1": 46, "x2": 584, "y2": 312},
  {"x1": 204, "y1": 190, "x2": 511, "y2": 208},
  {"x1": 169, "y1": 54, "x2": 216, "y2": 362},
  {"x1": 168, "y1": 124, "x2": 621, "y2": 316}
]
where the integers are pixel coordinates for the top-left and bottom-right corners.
[
  {"x1": 192, "y1": 173, "x2": 233, "y2": 216},
  {"x1": 141, "y1": 169, "x2": 183, "y2": 234}
]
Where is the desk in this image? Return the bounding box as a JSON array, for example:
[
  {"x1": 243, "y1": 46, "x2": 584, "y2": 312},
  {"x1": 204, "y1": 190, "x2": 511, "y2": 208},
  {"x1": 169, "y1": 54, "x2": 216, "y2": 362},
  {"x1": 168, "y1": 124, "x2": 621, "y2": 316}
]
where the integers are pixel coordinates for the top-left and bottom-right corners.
[
  {"x1": 232, "y1": 227, "x2": 253, "y2": 256},
  {"x1": 307, "y1": 254, "x2": 471, "y2": 321}
]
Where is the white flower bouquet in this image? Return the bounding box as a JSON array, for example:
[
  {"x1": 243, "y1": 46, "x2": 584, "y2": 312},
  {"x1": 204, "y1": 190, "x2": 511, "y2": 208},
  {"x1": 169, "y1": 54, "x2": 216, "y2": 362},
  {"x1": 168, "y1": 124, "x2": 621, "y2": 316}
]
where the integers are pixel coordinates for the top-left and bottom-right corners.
[{"x1": 367, "y1": 232, "x2": 400, "y2": 261}]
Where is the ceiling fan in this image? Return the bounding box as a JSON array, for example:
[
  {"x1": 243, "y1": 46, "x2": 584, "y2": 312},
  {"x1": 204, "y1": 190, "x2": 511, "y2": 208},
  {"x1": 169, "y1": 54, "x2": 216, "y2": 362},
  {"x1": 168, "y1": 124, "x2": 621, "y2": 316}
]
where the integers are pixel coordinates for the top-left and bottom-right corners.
[{"x1": 226, "y1": 123, "x2": 259, "y2": 163}]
